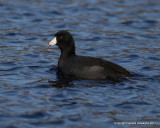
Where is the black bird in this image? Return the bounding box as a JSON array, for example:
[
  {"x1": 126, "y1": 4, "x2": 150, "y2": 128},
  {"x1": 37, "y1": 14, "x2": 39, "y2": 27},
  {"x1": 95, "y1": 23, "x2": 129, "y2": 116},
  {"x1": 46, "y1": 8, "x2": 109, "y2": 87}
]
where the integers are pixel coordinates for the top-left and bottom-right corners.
[{"x1": 48, "y1": 30, "x2": 131, "y2": 81}]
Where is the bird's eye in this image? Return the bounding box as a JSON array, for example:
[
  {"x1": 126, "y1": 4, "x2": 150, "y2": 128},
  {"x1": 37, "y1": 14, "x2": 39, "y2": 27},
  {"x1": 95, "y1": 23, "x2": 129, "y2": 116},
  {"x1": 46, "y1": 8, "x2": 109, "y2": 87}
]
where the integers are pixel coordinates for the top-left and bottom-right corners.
[{"x1": 59, "y1": 36, "x2": 63, "y2": 40}]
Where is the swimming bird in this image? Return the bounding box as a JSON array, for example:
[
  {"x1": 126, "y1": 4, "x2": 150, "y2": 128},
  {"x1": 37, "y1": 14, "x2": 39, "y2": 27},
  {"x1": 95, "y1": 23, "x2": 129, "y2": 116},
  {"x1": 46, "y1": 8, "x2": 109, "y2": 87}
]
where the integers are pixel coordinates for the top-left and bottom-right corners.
[{"x1": 48, "y1": 30, "x2": 131, "y2": 81}]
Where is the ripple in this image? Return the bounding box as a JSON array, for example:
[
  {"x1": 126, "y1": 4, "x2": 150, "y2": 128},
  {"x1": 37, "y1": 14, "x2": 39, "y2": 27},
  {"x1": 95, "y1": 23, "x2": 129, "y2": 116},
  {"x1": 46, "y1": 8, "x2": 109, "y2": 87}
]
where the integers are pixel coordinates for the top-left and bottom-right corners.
[
  {"x1": 23, "y1": 54, "x2": 39, "y2": 58},
  {"x1": 142, "y1": 66, "x2": 153, "y2": 71},
  {"x1": 148, "y1": 56, "x2": 160, "y2": 61},
  {"x1": 125, "y1": 54, "x2": 139, "y2": 59},
  {"x1": 20, "y1": 111, "x2": 46, "y2": 119},
  {"x1": 0, "y1": 0, "x2": 160, "y2": 127},
  {"x1": 25, "y1": 37, "x2": 37, "y2": 40},
  {"x1": 6, "y1": 33, "x2": 17, "y2": 36},
  {"x1": 144, "y1": 19, "x2": 158, "y2": 24},
  {"x1": 0, "y1": 61, "x2": 16, "y2": 67},
  {"x1": 0, "y1": 3, "x2": 4, "y2": 6},
  {"x1": 114, "y1": 101, "x2": 151, "y2": 109},
  {"x1": 23, "y1": 12, "x2": 35, "y2": 17},
  {"x1": 48, "y1": 10, "x2": 63, "y2": 16},
  {"x1": 121, "y1": 20, "x2": 134, "y2": 25},
  {"x1": 0, "y1": 67, "x2": 22, "y2": 72},
  {"x1": 31, "y1": 19, "x2": 43, "y2": 22},
  {"x1": 30, "y1": 119, "x2": 64, "y2": 126}
]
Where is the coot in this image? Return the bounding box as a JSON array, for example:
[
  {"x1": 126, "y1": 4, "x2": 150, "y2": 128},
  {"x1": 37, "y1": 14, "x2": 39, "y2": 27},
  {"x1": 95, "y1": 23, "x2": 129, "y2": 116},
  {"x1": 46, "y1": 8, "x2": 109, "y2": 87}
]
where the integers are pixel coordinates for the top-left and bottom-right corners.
[{"x1": 48, "y1": 30, "x2": 131, "y2": 81}]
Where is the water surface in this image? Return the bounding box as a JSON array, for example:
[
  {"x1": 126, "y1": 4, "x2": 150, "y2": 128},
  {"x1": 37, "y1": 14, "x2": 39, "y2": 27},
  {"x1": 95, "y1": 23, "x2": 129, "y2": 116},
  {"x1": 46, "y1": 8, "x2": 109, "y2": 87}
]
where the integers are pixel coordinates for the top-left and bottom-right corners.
[{"x1": 0, "y1": 0, "x2": 160, "y2": 128}]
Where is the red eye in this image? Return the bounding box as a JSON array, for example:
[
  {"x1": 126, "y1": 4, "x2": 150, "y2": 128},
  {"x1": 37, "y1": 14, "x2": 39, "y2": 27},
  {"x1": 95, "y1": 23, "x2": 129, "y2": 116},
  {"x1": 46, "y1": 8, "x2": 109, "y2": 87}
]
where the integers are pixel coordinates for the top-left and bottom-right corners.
[{"x1": 59, "y1": 36, "x2": 63, "y2": 40}]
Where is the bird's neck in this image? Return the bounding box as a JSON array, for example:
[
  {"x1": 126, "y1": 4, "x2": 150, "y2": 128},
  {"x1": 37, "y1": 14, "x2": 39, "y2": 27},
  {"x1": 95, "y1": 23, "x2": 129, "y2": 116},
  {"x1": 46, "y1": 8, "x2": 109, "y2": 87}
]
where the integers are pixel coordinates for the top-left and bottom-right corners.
[
  {"x1": 60, "y1": 39, "x2": 76, "y2": 58},
  {"x1": 58, "y1": 45, "x2": 76, "y2": 69},
  {"x1": 60, "y1": 46, "x2": 75, "y2": 58}
]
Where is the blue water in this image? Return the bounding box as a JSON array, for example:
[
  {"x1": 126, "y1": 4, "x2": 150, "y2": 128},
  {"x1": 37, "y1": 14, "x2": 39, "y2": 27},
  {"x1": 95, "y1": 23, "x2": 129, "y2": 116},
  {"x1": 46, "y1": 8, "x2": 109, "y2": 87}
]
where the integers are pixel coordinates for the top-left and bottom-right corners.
[{"x1": 0, "y1": 0, "x2": 160, "y2": 128}]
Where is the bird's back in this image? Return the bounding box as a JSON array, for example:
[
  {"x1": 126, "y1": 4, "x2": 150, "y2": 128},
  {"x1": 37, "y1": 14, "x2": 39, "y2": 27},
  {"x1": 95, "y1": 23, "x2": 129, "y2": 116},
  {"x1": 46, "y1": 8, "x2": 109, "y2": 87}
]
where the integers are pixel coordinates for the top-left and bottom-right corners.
[{"x1": 60, "y1": 55, "x2": 131, "y2": 80}]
